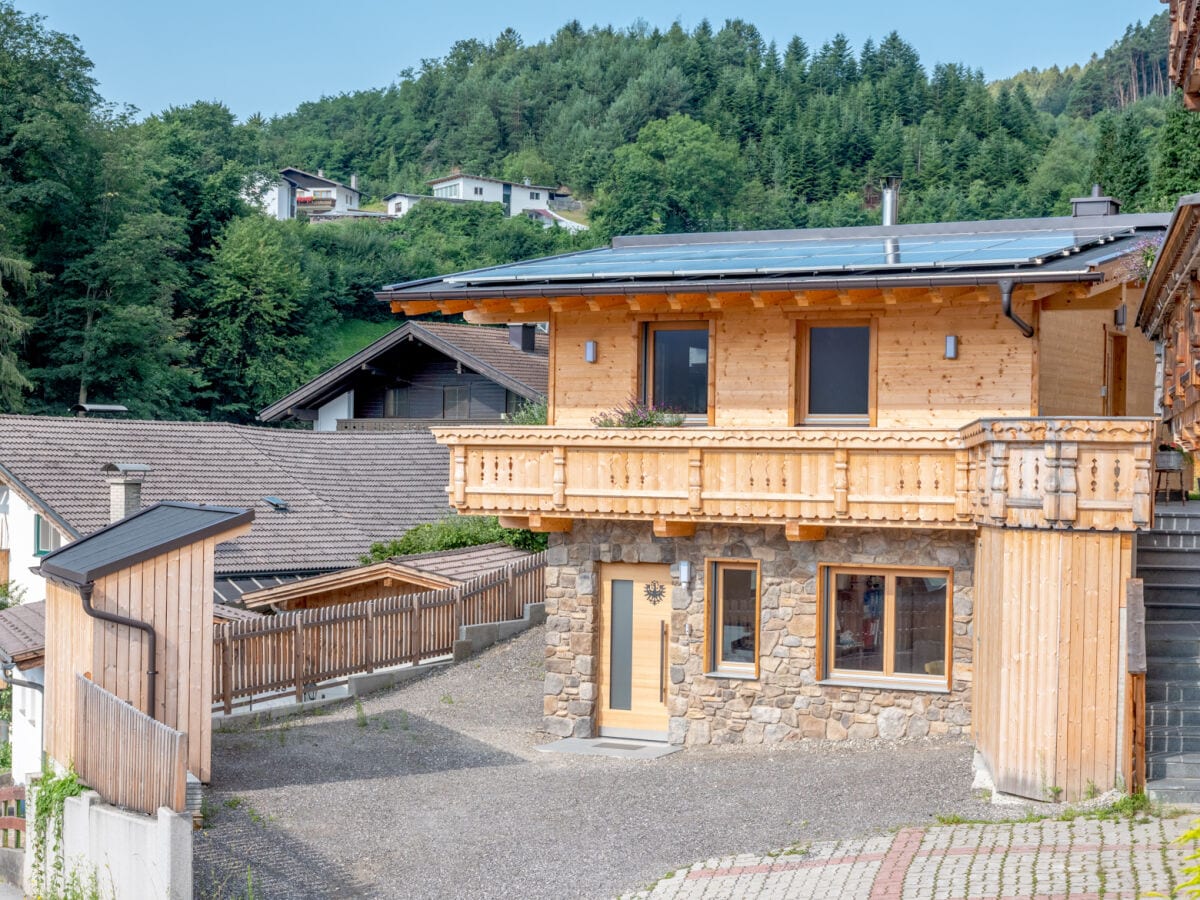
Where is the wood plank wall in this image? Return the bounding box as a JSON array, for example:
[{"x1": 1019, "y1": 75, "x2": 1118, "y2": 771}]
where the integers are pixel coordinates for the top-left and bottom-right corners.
[
  {"x1": 551, "y1": 300, "x2": 1042, "y2": 428},
  {"x1": 974, "y1": 527, "x2": 1132, "y2": 801},
  {"x1": 1038, "y1": 309, "x2": 1156, "y2": 416},
  {"x1": 45, "y1": 536, "x2": 218, "y2": 782}
]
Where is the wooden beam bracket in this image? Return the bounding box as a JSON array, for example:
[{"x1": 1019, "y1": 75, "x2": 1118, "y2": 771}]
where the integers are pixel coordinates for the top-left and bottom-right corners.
[
  {"x1": 785, "y1": 523, "x2": 827, "y2": 542},
  {"x1": 652, "y1": 518, "x2": 696, "y2": 539}
]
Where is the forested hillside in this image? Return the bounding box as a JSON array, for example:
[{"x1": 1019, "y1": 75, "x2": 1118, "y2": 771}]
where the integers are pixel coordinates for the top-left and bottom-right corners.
[{"x1": 1, "y1": 3, "x2": 1199, "y2": 422}]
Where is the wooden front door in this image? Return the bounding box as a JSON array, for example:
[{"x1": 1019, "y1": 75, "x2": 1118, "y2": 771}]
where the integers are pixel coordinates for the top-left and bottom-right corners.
[
  {"x1": 1105, "y1": 330, "x2": 1127, "y2": 416},
  {"x1": 597, "y1": 563, "x2": 672, "y2": 739}
]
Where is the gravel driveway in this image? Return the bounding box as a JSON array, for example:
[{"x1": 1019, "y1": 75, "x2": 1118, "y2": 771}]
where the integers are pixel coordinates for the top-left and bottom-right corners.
[{"x1": 194, "y1": 626, "x2": 1011, "y2": 899}]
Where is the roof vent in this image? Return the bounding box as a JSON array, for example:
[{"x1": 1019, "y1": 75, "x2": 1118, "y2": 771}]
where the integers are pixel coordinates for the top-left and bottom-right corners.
[
  {"x1": 509, "y1": 324, "x2": 536, "y2": 353},
  {"x1": 72, "y1": 403, "x2": 129, "y2": 418},
  {"x1": 263, "y1": 496, "x2": 289, "y2": 512},
  {"x1": 101, "y1": 463, "x2": 150, "y2": 523},
  {"x1": 1071, "y1": 184, "x2": 1122, "y2": 218},
  {"x1": 881, "y1": 176, "x2": 901, "y2": 227}
]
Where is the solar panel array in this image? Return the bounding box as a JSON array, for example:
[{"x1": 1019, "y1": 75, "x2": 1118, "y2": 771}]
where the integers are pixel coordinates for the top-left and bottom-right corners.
[{"x1": 447, "y1": 226, "x2": 1135, "y2": 285}]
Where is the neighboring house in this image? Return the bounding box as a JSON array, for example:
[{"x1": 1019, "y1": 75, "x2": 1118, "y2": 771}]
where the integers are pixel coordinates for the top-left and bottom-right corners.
[
  {"x1": 0, "y1": 601, "x2": 45, "y2": 784},
  {"x1": 259, "y1": 167, "x2": 361, "y2": 220},
  {"x1": 240, "y1": 542, "x2": 533, "y2": 611},
  {"x1": 427, "y1": 172, "x2": 567, "y2": 218},
  {"x1": 258, "y1": 320, "x2": 548, "y2": 431},
  {"x1": 383, "y1": 192, "x2": 471, "y2": 217},
  {"x1": 380, "y1": 194, "x2": 1167, "y2": 802},
  {"x1": 1167, "y1": 0, "x2": 1200, "y2": 109},
  {"x1": 0, "y1": 416, "x2": 451, "y2": 606}
]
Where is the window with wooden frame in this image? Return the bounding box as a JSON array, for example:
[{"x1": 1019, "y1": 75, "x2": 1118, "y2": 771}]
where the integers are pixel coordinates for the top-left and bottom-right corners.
[
  {"x1": 796, "y1": 320, "x2": 876, "y2": 426},
  {"x1": 642, "y1": 321, "x2": 711, "y2": 422},
  {"x1": 820, "y1": 565, "x2": 951, "y2": 689},
  {"x1": 385, "y1": 387, "x2": 410, "y2": 418},
  {"x1": 706, "y1": 560, "x2": 760, "y2": 677}
]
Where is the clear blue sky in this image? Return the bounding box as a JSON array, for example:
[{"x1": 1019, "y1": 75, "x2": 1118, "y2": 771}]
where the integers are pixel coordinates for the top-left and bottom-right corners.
[{"x1": 23, "y1": 0, "x2": 1164, "y2": 120}]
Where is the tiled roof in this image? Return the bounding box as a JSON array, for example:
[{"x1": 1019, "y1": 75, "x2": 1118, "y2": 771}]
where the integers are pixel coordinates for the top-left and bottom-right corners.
[
  {"x1": 0, "y1": 601, "x2": 45, "y2": 669},
  {"x1": 388, "y1": 542, "x2": 533, "y2": 582},
  {"x1": 0, "y1": 416, "x2": 452, "y2": 575},
  {"x1": 257, "y1": 321, "x2": 547, "y2": 422}
]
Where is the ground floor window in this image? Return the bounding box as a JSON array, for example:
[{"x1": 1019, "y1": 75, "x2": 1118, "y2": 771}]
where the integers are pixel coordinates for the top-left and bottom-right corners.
[
  {"x1": 706, "y1": 560, "x2": 759, "y2": 677},
  {"x1": 821, "y1": 565, "x2": 950, "y2": 688}
]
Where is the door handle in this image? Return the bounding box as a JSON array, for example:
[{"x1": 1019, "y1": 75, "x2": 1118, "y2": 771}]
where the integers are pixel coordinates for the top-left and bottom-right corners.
[{"x1": 660, "y1": 621, "x2": 668, "y2": 704}]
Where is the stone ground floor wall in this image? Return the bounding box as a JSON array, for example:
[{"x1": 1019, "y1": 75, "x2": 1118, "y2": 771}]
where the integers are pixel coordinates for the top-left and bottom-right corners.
[{"x1": 543, "y1": 521, "x2": 974, "y2": 745}]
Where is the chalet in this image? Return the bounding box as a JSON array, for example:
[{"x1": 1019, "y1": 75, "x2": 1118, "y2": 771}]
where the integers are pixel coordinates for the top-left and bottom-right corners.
[
  {"x1": 0, "y1": 416, "x2": 451, "y2": 606},
  {"x1": 258, "y1": 320, "x2": 548, "y2": 430},
  {"x1": 379, "y1": 194, "x2": 1167, "y2": 802},
  {"x1": 1167, "y1": 0, "x2": 1200, "y2": 109},
  {"x1": 259, "y1": 167, "x2": 361, "y2": 220}
]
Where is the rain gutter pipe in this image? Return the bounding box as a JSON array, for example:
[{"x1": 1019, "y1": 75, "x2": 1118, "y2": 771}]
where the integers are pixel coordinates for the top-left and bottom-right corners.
[
  {"x1": 78, "y1": 582, "x2": 156, "y2": 718},
  {"x1": 998, "y1": 278, "x2": 1035, "y2": 338}
]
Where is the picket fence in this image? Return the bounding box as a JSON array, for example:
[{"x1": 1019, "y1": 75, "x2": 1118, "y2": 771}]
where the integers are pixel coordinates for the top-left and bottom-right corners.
[{"x1": 213, "y1": 552, "x2": 546, "y2": 712}]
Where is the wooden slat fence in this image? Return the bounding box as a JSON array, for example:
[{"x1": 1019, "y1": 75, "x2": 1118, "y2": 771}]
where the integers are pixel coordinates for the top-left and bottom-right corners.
[
  {"x1": 74, "y1": 675, "x2": 188, "y2": 816},
  {"x1": 0, "y1": 785, "x2": 25, "y2": 849},
  {"x1": 214, "y1": 552, "x2": 546, "y2": 713}
]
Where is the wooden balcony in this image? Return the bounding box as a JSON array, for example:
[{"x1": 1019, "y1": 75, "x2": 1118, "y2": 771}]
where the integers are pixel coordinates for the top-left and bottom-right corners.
[{"x1": 433, "y1": 418, "x2": 1154, "y2": 534}]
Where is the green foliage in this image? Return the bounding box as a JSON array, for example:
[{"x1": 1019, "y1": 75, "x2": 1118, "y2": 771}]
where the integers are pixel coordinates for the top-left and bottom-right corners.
[
  {"x1": 505, "y1": 396, "x2": 547, "y2": 425},
  {"x1": 591, "y1": 398, "x2": 686, "y2": 427},
  {"x1": 361, "y1": 515, "x2": 546, "y2": 562},
  {"x1": 32, "y1": 765, "x2": 87, "y2": 897}
]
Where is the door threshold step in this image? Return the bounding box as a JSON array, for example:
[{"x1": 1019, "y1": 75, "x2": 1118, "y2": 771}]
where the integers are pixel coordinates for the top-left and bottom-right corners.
[{"x1": 535, "y1": 737, "x2": 682, "y2": 760}]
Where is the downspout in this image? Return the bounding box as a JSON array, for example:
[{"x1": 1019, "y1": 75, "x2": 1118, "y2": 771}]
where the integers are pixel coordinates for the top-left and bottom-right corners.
[
  {"x1": 78, "y1": 582, "x2": 156, "y2": 718},
  {"x1": 0, "y1": 657, "x2": 43, "y2": 695},
  {"x1": 999, "y1": 278, "x2": 1035, "y2": 338}
]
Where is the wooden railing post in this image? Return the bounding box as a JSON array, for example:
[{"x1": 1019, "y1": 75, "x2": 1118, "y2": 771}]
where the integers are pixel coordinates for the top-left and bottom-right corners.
[
  {"x1": 365, "y1": 602, "x2": 375, "y2": 674},
  {"x1": 410, "y1": 595, "x2": 422, "y2": 666},
  {"x1": 988, "y1": 440, "x2": 1009, "y2": 524},
  {"x1": 1058, "y1": 441, "x2": 1078, "y2": 524},
  {"x1": 688, "y1": 449, "x2": 703, "y2": 513},
  {"x1": 1042, "y1": 440, "x2": 1061, "y2": 522},
  {"x1": 1132, "y1": 444, "x2": 1152, "y2": 527},
  {"x1": 833, "y1": 448, "x2": 849, "y2": 518},
  {"x1": 954, "y1": 449, "x2": 971, "y2": 522},
  {"x1": 293, "y1": 616, "x2": 305, "y2": 702},
  {"x1": 552, "y1": 446, "x2": 566, "y2": 509},
  {"x1": 452, "y1": 447, "x2": 467, "y2": 507},
  {"x1": 222, "y1": 626, "x2": 234, "y2": 715}
]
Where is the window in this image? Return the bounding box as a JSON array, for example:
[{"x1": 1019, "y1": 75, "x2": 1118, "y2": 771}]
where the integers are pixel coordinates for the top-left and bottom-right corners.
[
  {"x1": 707, "y1": 561, "x2": 760, "y2": 677},
  {"x1": 798, "y1": 322, "x2": 874, "y2": 425},
  {"x1": 530, "y1": 191, "x2": 541, "y2": 200},
  {"x1": 474, "y1": 186, "x2": 484, "y2": 196},
  {"x1": 385, "y1": 387, "x2": 409, "y2": 418},
  {"x1": 312, "y1": 189, "x2": 333, "y2": 199},
  {"x1": 644, "y1": 322, "x2": 710, "y2": 420},
  {"x1": 34, "y1": 514, "x2": 61, "y2": 556},
  {"x1": 822, "y1": 566, "x2": 950, "y2": 688},
  {"x1": 443, "y1": 384, "x2": 470, "y2": 419}
]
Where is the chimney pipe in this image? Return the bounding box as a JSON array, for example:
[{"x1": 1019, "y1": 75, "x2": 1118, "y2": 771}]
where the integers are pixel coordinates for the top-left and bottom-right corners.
[
  {"x1": 509, "y1": 324, "x2": 536, "y2": 353},
  {"x1": 317, "y1": 168, "x2": 325, "y2": 178},
  {"x1": 350, "y1": 174, "x2": 359, "y2": 191},
  {"x1": 881, "y1": 176, "x2": 901, "y2": 227},
  {"x1": 101, "y1": 463, "x2": 150, "y2": 523}
]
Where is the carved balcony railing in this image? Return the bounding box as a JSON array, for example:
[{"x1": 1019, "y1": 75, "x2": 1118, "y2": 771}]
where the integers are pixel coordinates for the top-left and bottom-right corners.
[{"x1": 432, "y1": 418, "x2": 1155, "y2": 534}]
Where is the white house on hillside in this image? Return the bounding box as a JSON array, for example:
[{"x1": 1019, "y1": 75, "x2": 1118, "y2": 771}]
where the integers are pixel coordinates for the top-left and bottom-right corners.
[
  {"x1": 427, "y1": 172, "x2": 565, "y2": 218},
  {"x1": 259, "y1": 167, "x2": 361, "y2": 220}
]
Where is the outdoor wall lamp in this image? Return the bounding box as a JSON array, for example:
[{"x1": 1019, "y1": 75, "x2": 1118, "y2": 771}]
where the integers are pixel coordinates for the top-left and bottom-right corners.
[
  {"x1": 945, "y1": 335, "x2": 959, "y2": 360},
  {"x1": 1114, "y1": 304, "x2": 1127, "y2": 329},
  {"x1": 585, "y1": 340, "x2": 597, "y2": 363},
  {"x1": 678, "y1": 560, "x2": 691, "y2": 590}
]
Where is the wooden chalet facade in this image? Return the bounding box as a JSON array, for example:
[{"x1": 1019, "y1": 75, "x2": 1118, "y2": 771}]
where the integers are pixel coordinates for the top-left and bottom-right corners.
[
  {"x1": 380, "y1": 207, "x2": 1167, "y2": 802},
  {"x1": 1168, "y1": 0, "x2": 1200, "y2": 109}
]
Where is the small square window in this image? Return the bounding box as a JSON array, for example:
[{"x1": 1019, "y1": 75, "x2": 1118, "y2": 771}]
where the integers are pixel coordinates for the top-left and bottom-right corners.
[
  {"x1": 34, "y1": 514, "x2": 61, "y2": 556},
  {"x1": 707, "y1": 561, "x2": 759, "y2": 677}
]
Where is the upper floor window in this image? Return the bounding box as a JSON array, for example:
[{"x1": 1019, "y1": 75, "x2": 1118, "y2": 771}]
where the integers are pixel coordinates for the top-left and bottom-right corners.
[
  {"x1": 34, "y1": 514, "x2": 61, "y2": 556},
  {"x1": 385, "y1": 387, "x2": 409, "y2": 418},
  {"x1": 644, "y1": 322, "x2": 710, "y2": 420},
  {"x1": 798, "y1": 322, "x2": 874, "y2": 426},
  {"x1": 443, "y1": 384, "x2": 470, "y2": 419},
  {"x1": 312, "y1": 189, "x2": 333, "y2": 199},
  {"x1": 822, "y1": 565, "x2": 950, "y2": 689},
  {"x1": 473, "y1": 186, "x2": 484, "y2": 196},
  {"x1": 530, "y1": 191, "x2": 541, "y2": 200}
]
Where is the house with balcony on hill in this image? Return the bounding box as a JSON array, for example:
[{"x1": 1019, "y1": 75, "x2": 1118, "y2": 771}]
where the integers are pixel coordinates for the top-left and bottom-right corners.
[
  {"x1": 378, "y1": 190, "x2": 1166, "y2": 802},
  {"x1": 259, "y1": 167, "x2": 361, "y2": 220}
]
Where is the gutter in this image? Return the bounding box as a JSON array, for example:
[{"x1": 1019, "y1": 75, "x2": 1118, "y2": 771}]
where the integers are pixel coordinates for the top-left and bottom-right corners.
[
  {"x1": 375, "y1": 270, "x2": 1104, "y2": 304},
  {"x1": 78, "y1": 582, "x2": 157, "y2": 718},
  {"x1": 0, "y1": 653, "x2": 42, "y2": 695}
]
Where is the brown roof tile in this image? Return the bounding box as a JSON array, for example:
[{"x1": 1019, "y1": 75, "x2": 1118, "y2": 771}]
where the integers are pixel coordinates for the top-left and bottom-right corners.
[
  {"x1": 0, "y1": 416, "x2": 452, "y2": 575},
  {"x1": 387, "y1": 542, "x2": 533, "y2": 582},
  {"x1": 0, "y1": 602, "x2": 46, "y2": 669}
]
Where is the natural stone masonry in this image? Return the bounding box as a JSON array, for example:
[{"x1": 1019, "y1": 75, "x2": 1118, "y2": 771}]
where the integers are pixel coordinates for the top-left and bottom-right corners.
[
  {"x1": 622, "y1": 816, "x2": 1198, "y2": 899},
  {"x1": 543, "y1": 521, "x2": 974, "y2": 744}
]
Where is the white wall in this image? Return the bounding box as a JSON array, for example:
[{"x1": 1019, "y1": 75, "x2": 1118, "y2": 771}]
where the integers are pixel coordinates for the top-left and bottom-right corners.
[
  {"x1": 388, "y1": 195, "x2": 421, "y2": 216},
  {"x1": 508, "y1": 186, "x2": 550, "y2": 216},
  {"x1": 257, "y1": 182, "x2": 294, "y2": 220},
  {"x1": 0, "y1": 486, "x2": 66, "y2": 604},
  {"x1": 316, "y1": 390, "x2": 354, "y2": 432},
  {"x1": 11, "y1": 668, "x2": 43, "y2": 785},
  {"x1": 28, "y1": 791, "x2": 191, "y2": 900}
]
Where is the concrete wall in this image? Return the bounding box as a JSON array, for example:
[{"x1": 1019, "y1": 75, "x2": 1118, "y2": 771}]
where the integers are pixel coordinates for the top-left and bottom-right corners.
[
  {"x1": 11, "y1": 668, "x2": 43, "y2": 785},
  {"x1": 316, "y1": 390, "x2": 354, "y2": 432},
  {"x1": 27, "y1": 791, "x2": 191, "y2": 900}
]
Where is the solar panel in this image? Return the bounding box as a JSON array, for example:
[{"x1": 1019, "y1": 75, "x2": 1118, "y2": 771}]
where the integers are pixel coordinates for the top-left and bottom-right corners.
[{"x1": 446, "y1": 227, "x2": 1135, "y2": 285}]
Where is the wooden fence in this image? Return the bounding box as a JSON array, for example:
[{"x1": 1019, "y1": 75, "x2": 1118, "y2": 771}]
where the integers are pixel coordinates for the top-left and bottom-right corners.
[
  {"x1": 214, "y1": 552, "x2": 546, "y2": 713},
  {"x1": 74, "y1": 675, "x2": 188, "y2": 817},
  {"x1": 0, "y1": 785, "x2": 24, "y2": 849}
]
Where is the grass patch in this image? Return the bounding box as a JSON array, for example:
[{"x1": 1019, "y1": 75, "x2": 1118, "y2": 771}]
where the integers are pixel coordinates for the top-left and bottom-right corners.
[
  {"x1": 355, "y1": 699, "x2": 368, "y2": 728},
  {"x1": 310, "y1": 319, "x2": 399, "y2": 373}
]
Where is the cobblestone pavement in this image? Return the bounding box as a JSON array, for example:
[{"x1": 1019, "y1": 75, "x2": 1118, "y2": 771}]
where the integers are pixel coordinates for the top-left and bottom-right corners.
[{"x1": 624, "y1": 815, "x2": 1198, "y2": 899}]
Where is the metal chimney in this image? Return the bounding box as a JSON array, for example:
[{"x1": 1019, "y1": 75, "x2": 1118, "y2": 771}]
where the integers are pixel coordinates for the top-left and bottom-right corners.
[
  {"x1": 1070, "y1": 184, "x2": 1122, "y2": 218},
  {"x1": 350, "y1": 174, "x2": 359, "y2": 191},
  {"x1": 881, "y1": 176, "x2": 901, "y2": 227}
]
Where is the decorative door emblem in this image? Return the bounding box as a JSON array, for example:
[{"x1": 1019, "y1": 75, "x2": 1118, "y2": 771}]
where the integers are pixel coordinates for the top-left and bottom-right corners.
[{"x1": 644, "y1": 580, "x2": 666, "y2": 605}]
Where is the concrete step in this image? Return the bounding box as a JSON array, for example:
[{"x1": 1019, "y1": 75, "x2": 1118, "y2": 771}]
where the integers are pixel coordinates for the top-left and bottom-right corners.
[
  {"x1": 1146, "y1": 603, "x2": 1200, "y2": 621},
  {"x1": 1146, "y1": 620, "x2": 1200, "y2": 638},
  {"x1": 1153, "y1": 753, "x2": 1200, "y2": 780},
  {"x1": 1138, "y1": 544, "x2": 1200, "y2": 564},
  {"x1": 1145, "y1": 658, "x2": 1200, "y2": 681},
  {"x1": 1147, "y1": 777, "x2": 1200, "y2": 805},
  {"x1": 1137, "y1": 567, "x2": 1200, "y2": 588},
  {"x1": 1148, "y1": 705, "x2": 1200, "y2": 729},
  {"x1": 1147, "y1": 637, "x2": 1200, "y2": 658},
  {"x1": 1146, "y1": 680, "x2": 1200, "y2": 703},
  {"x1": 1148, "y1": 732, "x2": 1200, "y2": 757}
]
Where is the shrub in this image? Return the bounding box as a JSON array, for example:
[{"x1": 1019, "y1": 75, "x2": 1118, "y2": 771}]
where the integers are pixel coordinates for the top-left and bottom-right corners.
[
  {"x1": 592, "y1": 397, "x2": 685, "y2": 428},
  {"x1": 361, "y1": 515, "x2": 547, "y2": 562},
  {"x1": 506, "y1": 396, "x2": 547, "y2": 425}
]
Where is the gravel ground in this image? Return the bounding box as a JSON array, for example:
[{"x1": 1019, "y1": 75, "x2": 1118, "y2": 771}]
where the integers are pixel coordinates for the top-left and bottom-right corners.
[{"x1": 194, "y1": 626, "x2": 1017, "y2": 900}]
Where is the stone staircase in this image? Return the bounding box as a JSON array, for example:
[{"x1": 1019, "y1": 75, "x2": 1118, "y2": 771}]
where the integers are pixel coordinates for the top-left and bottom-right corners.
[{"x1": 1140, "y1": 507, "x2": 1200, "y2": 803}]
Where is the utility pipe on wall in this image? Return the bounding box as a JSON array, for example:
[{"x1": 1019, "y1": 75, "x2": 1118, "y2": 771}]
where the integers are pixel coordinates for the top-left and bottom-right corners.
[
  {"x1": 999, "y1": 278, "x2": 1035, "y2": 338},
  {"x1": 78, "y1": 582, "x2": 157, "y2": 719}
]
